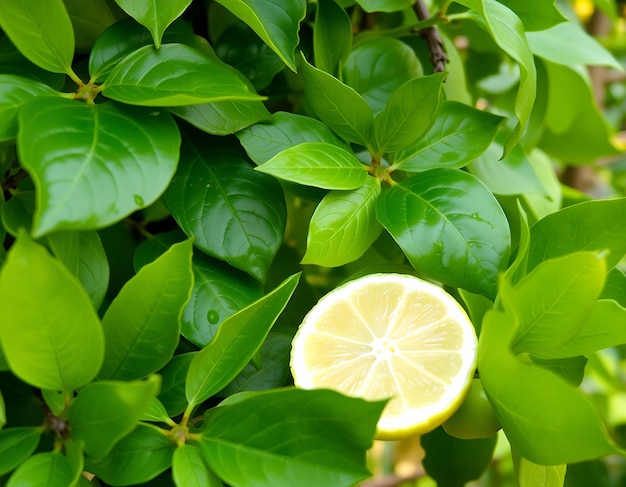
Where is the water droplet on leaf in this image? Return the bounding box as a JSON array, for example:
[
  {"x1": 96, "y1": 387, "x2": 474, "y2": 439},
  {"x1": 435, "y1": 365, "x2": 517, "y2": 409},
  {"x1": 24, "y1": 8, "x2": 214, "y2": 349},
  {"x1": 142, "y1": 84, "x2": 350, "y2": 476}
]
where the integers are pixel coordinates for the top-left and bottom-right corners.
[
  {"x1": 207, "y1": 310, "x2": 219, "y2": 324},
  {"x1": 134, "y1": 194, "x2": 144, "y2": 206}
]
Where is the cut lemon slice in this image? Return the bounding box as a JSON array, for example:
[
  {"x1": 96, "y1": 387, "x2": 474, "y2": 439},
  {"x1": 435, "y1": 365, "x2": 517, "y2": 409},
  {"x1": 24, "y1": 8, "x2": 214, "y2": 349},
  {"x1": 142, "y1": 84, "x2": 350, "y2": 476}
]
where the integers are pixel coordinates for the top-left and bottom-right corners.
[{"x1": 290, "y1": 273, "x2": 478, "y2": 439}]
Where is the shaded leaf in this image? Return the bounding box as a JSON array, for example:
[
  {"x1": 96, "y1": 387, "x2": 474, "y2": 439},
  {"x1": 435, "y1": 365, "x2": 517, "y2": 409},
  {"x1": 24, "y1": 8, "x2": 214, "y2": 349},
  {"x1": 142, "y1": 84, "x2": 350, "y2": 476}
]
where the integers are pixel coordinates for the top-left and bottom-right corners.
[
  {"x1": 63, "y1": 0, "x2": 116, "y2": 50},
  {"x1": 0, "y1": 427, "x2": 41, "y2": 476},
  {"x1": 356, "y1": 0, "x2": 414, "y2": 13},
  {"x1": 313, "y1": 0, "x2": 352, "y2": 75},
  {"x1": 158, "y1": 352, "x2": 196, "y2": 417},
  {"x1": 497, "y1": 0, "x2": 566, "y2": 31}
]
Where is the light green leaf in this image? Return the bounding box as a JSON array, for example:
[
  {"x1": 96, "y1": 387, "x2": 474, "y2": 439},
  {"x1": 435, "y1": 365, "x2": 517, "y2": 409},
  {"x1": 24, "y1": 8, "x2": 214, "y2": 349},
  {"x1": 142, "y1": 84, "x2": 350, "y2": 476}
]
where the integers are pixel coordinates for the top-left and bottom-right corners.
[
  {"x1": 0, "y1": 234, "x2": 103, "y2": 392},
  {"x1": 520, "y1": 149, "x2": 562, "y2": 222},
  {"x1": 395, "y1": 101, "x2": 505, "y2": 171},
  {"x1": 200, "y1": 388, "x2": 385, "y2": 487},
  {"x1": 114, "y1": 0, "x2": 192, "y2": 48},
  {"x1": 356, "y1": 0, "x2": 414, "y2": 12},
  {"x1": 6, "y1": 452, "x2": 73, "y2": 487},
  {"x1": 100, "y1": 239, "x2": 194, "y2": 381},
  {"x1": 63, "y1": 0, "x2": 116, "y2": 50},
  {"x1": 214, "y1": 0, "x2": 306, "y2": 71},
  {"x1": 140, "y1": 397, "x2": 173, "y2": 424},
  {"x1": 504, "y1": 201, "x2": 530, "y2": 284},
  {"x1": 302, "y1": 177, "x2": 382, "y2": 267},
  {"x1": 374, "y1": 73, "x2": 445, "y2": 154},
  {"x1": 18, "y1": 97, "x2": 181, "y2": 237},
  {"x1": 41, "y1": 389, "x2": 65, "y2": 416},
  {"x1": 186, "y1": 273, "x2": 300, "y2": 407},
  {"x1": 517, "y1": 458, "x2": 566, "y2": 487},
  {"x1": 0, "y1": 0, "x2": 74, "y2": 74},
  {"x1": 173, "y1": 444, "x2": 222, "y2": 487},
  {"x1": 0, "y1": 74, "x2": 59, "y2": 142},
  {"x1": 376, "y1": 169, "x2": 510, "y2": 298},
  {"x1": 257, "y1": 142, "x2": 368, "y2": 190},
  {"x1": 69, "y1": 376, "x2": 160, "y2": 458},
  {"x1": 497, "y1": 0, "x2": 566, "y2": 31},
  {"x1": 0, "y1": 427, "x2": 42, "y2": 476},
  {"x1": 530, "y1": 356, "x2": 587, "y2": 387},
  {"x1": 103, "y1": 43, "x2": 262, "y2": 106},
  {"x1": 313, "y1": 0, "x2": 352, "y2": 75},
  {"x1": 237, "y1": 111, "x2": 350, "y2": 165},
  {"x1": 300, "y1": 54, "x2": 375, "y2": 147}
]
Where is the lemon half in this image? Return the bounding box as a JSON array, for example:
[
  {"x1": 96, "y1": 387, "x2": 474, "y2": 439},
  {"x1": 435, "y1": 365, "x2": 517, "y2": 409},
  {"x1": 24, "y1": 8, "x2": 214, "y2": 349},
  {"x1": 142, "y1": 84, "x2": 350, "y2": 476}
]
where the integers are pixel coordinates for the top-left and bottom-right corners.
[{"x1": 290, "y1": 273, "x2": 478, "y2": 439}]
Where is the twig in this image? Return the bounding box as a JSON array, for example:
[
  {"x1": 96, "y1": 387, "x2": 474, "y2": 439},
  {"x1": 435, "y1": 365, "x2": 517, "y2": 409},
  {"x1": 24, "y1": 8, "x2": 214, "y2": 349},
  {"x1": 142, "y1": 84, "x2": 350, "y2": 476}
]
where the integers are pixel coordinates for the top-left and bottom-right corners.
[{"x1": 413, "y1": 0, "x2": 447, "y2": 73}]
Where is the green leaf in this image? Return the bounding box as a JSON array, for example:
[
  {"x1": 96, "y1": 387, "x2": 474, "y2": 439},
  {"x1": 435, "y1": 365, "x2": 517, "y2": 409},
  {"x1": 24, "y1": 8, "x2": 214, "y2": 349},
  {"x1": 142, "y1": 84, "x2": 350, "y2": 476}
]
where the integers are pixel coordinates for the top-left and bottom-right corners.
[
  {"x1": 0, "y1": 234, "x2": 103, "y2": 392},
  {"x1": 214, "y1": 0, "x2": 306, "y2": 71},
  {"x1": 140, "y1": 397, "x2": 173, "y2": 424},
  {"x1": 0, "y1": 75, "x2": 59, "y2": 142},
  {"x1": 256, "y1": 142, "x2": 368, "y2": 190},
  {"x1": 395, "y1": 101, "x2": 505, "y2": 171},
  {"x1": 6, "y1": 452, "x2": 73, "y2": 487},
  {"x1": 173, "y1": 444, "x2": 222, "y2": 487},
  {"x1": 237, "y1": 111, "x2": 350, "y2": 165},
  {"x1": 500, "y1": 252, "x2": 606, "y2": 355},
  {"x1": 69, "y1": 376, "x2": 160, "y2": 458},
  {"x1": 302, "y1": 177, "x2": 382, "y2": 267},
  {"x1": 0, "y1": 389, "x2": 5, "y2": 429},
  {"x1": 158, "y1": 352, "x2": 196, "y2": 417},
  {"x1": 313, "y1": 0, "x2": 352, "y2": 76},
  {"x1": 376, "y1": 169, "x2": 510, "y2": 298},
  {"x1": 42, "y1": 389, "x2": 65, "y2": 416},
  {"x1": 114, "y1": 0, "x2": 192, "y2": 48},
  {"x1": 18, "y1": 97, "x2": 181, "y2": 237},
  {"x1": 1, "y1": 192, "x2": 36, "y2": 236},
  {"x1": 0, "y1": 0, "x2": 74, "y2": 74},
  {"x1": 497, "y1": 0, "x2": 566, "y2": 31},
  {"x1": 528, "y1": 198, "x2": 626, "y2": 271},
  {"x1": 527, "y1": 22, "x2": 621, "y2": 70},
  {"x1": 530, "y1": 356, "x2": 587, "y2": 387},
  {"x1": 103, "y1": 44, "x2": 262, "y2": 106},
  {"x1": 517, "y1": 458, "x2": 566, "y2": 487},
  {"x1": 344, "y1": 38, "x2": 423, "y2": 116},
  {"x1": 458, "y1": 0, "x2": 536, "y2": 155},
  {"x1": 300, "y1": 54, "x2": 375, "y2": 147},
  {"x1": 374, "y1": 73, "x2": 445, "y2": 154},
  {"x1": 601, "y1": 267, "x2": 626, "y2": 307},
  {"x1": 163, "y1": 132, "x2": 286, "y2": 282},
  {"x1": 478, "y1": 309, "x2": 621, "y2": 465},
  {"x1": 0, "y1": 427, "x2": 42, "y2": 476},
  {"x1": 85, "y1": 424, "x2": 176, "y2": 485},
  {"x1": 199, "y1": 388, "x2": 385, "y2": 487},
  {"x1": 504, "y1": 201, "x2": 531, "y2": 284},
  {"x1": 63, "y1": 0, "x2": 115, "y2": 50},
  {"x1": 186, "y1": 273, "x2": 300, "y2": 407},
  {"x1": 100, "y1": 239, "x2": 194, "y2": 381},
  {"x1": 356, "y1": 0, "x2": 414, "y2": 12}
]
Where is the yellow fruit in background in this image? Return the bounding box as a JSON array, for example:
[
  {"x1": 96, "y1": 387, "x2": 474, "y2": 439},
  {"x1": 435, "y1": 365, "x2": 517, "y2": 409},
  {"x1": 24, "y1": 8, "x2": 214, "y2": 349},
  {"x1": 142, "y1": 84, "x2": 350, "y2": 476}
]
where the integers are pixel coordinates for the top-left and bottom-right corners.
[{"x1": 290, "y1": 273, "x2": 478, "y2": 439}]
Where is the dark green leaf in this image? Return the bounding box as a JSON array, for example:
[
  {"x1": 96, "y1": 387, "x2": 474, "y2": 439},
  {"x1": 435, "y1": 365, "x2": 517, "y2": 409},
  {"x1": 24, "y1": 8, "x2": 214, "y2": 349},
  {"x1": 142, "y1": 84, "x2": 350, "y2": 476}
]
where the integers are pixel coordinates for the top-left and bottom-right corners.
[
  {"x1": 313, "y1": 0, "x2": 352, "y2": 76},
  {"x1": 69, "y1": 376, "x2": 160, "y2": 458},
  {"x1": 0, "y1": 36, "x2": 66, "y2": 89},
  {"x1": 0, "y1": 427, "x2": 41, "y2": 476},
  {"x1": 19, "y1": 97, "x2": 181, "y2": 237},
  {"x1": 63, "y1": 0, "x2": 116, "y2": 50},
  {"x1": 199, "y1": 388, "x2": 384, "y2": 487},
  {"x1": 100, "y1": 239, "x2": 194, "y2": 380},
  {"x1": 114, "y1": 0, "x2": 192, "y2": 48},
  {"x1": 395, "y1": 101, "x2": 505, "y2": 171},
  {"x1": 0, "y1": 234, "x2": 103, "y2": 392},
  {"x1": 186, "y1": 273, "x2": 300, "y2": 407},
  {"x1": 0, "y1": 192, "x2": 36, "y2": 236},
  {"x1": 103, "y1": 44, "x2": 262, "y2": 106},
  {"x1": 158, "y1": 352, "x2": 196, "y2": 417},
  {"x1": 601, "y1": 267, "x2": 626, "y2": 307},
  {"x1": 564, "y1": 460, "x2": 610, "y2": 487},
  {"x1": 356, "y1": 0, "x2": 414, "y2": 12},
  {"x1": 302, "y1": 177, "x2": 382, "y2": 267},
  {"x1": 173, "y1": 444, "x2": 222, "y2": 487},
  {"x1": 6, "y1": 452, "x2": 73, "y2": 487},
  {"x1": 256, "y1": 142, "x2": 368, "y2": 190},
  {"x1": 376, "y1": 169, "x2": 510, "y2": 298},
  {"x1": 214, "y1": 0, "x2": 306, "y2": 71},
  {"x1": 0, "y1": 0, "x2": 74, "y2": 74},
  {"x1": 163, "y1": 132, "x2": 286, "y2": 282},
  {"x1": 497, "y1": 0, "x2": 566, "y2": 31}
]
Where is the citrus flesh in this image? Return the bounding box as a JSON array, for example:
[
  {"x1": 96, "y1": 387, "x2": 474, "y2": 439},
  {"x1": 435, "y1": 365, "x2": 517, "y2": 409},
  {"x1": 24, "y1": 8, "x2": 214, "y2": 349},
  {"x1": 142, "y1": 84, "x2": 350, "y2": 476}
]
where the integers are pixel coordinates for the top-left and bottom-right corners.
[{"x1": 290, "y1": 273, "x2": 478, "y2": 439}]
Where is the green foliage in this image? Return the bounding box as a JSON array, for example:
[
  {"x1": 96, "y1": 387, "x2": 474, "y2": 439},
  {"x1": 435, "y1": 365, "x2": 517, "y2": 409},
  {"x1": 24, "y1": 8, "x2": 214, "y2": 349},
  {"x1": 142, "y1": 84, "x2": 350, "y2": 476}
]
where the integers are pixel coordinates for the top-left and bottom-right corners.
[{"x1": 0, "y1": 0, "x2": 626, "y2": 485}]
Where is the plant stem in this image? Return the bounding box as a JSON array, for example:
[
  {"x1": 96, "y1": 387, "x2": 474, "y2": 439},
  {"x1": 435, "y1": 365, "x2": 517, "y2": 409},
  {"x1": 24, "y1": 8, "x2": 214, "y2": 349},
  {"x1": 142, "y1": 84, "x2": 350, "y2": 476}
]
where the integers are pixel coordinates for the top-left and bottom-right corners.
[{"x1": 413, "y1": 0, "x2": 448, "y2": 73}]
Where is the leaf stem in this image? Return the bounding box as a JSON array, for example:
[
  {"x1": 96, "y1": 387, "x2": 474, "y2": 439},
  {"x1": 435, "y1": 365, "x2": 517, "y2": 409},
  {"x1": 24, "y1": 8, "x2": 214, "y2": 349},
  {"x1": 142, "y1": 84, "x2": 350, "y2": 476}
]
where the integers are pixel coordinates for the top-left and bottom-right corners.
[{"x1": 413, "y1": 0, "x2": 448, "y2": 73}]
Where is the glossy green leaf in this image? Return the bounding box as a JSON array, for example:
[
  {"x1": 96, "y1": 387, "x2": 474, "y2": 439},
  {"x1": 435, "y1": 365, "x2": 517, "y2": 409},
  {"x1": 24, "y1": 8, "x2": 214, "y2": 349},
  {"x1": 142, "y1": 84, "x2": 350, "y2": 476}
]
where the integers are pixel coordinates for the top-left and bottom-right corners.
[
  {"x1": 356, "y1": 0, "x2": 414, "y2": 12},
  {"x1": 158, "y1": 352, "x2": 196, "y2": 417},
  {"x1": 114, "y1": 0, "x2": 192, "y2": 48},
  {"x1": 528, "y1": 198, "x2": 626, "y2": 271},
  {"x1": 214, "y1": 0, "x2": 306, "y2": 71},
  {"x1": 458, "y1": 0, "x2": 536, "y2": 155},
  {"x1": 395, "y1": 101, "x2": 504, "y2": 171},
  {"x1": 0, "y1": 234, "x2": 103, "y2": 392},
  {"x1": 313, "y1": 0, "x2": 352, "y2": 75},
  {"x1": 300, "y1": 54, "x2": 374, "y2": 147},
  {"x1": 344, "y1": 38, "x2": 423, "y2": 115},
  {"x1": 601, "y1": 267, "x2": 626, "y2": 307},
  {"x1": 200, "y1": 388, "x2": 385, "y2": 487},
  {"x1": 186, "y1": 273, "x2": 300, "y2": 407},
  {"x1": 0, "y1": 427, "x2": 41, "y2": 476},
  {"x1": 163, "y1": 132, "x2": 286, "y2": 282},
  {"x1": 527, "y1": 22, "x2": 621, "y2": 70},
  {"x1": 237, "y1": 111, "x2": 350, "y2": 165},
  {"x1": 302, "y1": 177, "x2": 382, "y2": 267},
  {"x1": 100, "y1": 239, "x2": 194, "y2": 380},
  {"x1": 69, "y1": 376, "x2": 160, "y2": 458},
  {"x1": 140, "y1": 397, "x2": 173, "y2": 424},
  {"x1": 374, "y1": 73, "x2": 444, "y2": 154},
  {"x1": 63, "y1": 0, "x2": 116, "y2": 50},
  {"x1": 376, "y1": 169, "x2": 510, "y2": 298},
  {"x1": 6, "y1": 452, "x2": 73, "y2": 487},
  {"x1": 0, "y1": 75, "x2": 59, "y2": 142},
  {"x1": 501, "y1": 252, "x2": 606, "y2": 355},
  {"x1": 19, "y1": 97, "x2": 180, "y2": 237},
  {"x1": 103, "y1": 44, "x2": 261, "y2": 106},
  {"x1": 85, "y1": 424, "x2": 176, "y2": 485},
  {"x1": 257, "y1": 142, "x2": 368, "y2": 190},
  {"x1": 517, "y1": 458, "x2": 566, "y2": 487},
  {"x1": 497, "y1": 0, "x2": 566, "y2": 31},
  {"x1": 0, "y1": 0, "x2": 74, "y2": 74},
  {"x1": 173, "y1": 444, "x2": 222, "y2": 487}
]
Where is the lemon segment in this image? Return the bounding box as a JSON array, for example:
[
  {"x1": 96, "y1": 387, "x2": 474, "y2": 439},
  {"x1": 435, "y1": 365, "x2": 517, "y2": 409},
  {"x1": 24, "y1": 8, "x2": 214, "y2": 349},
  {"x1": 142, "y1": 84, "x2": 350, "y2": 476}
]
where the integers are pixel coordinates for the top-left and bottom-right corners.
[{"x1": 290, "y1": 273, "x2": 478, "y2": 439}]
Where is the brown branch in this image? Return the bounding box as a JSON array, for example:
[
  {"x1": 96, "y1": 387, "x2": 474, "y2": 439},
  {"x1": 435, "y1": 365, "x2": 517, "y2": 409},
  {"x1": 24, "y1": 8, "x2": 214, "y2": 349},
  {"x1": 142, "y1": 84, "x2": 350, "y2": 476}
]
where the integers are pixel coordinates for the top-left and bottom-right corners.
[{"x1": 413, "y1": 0, "x2": 447, "y2": 73}]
